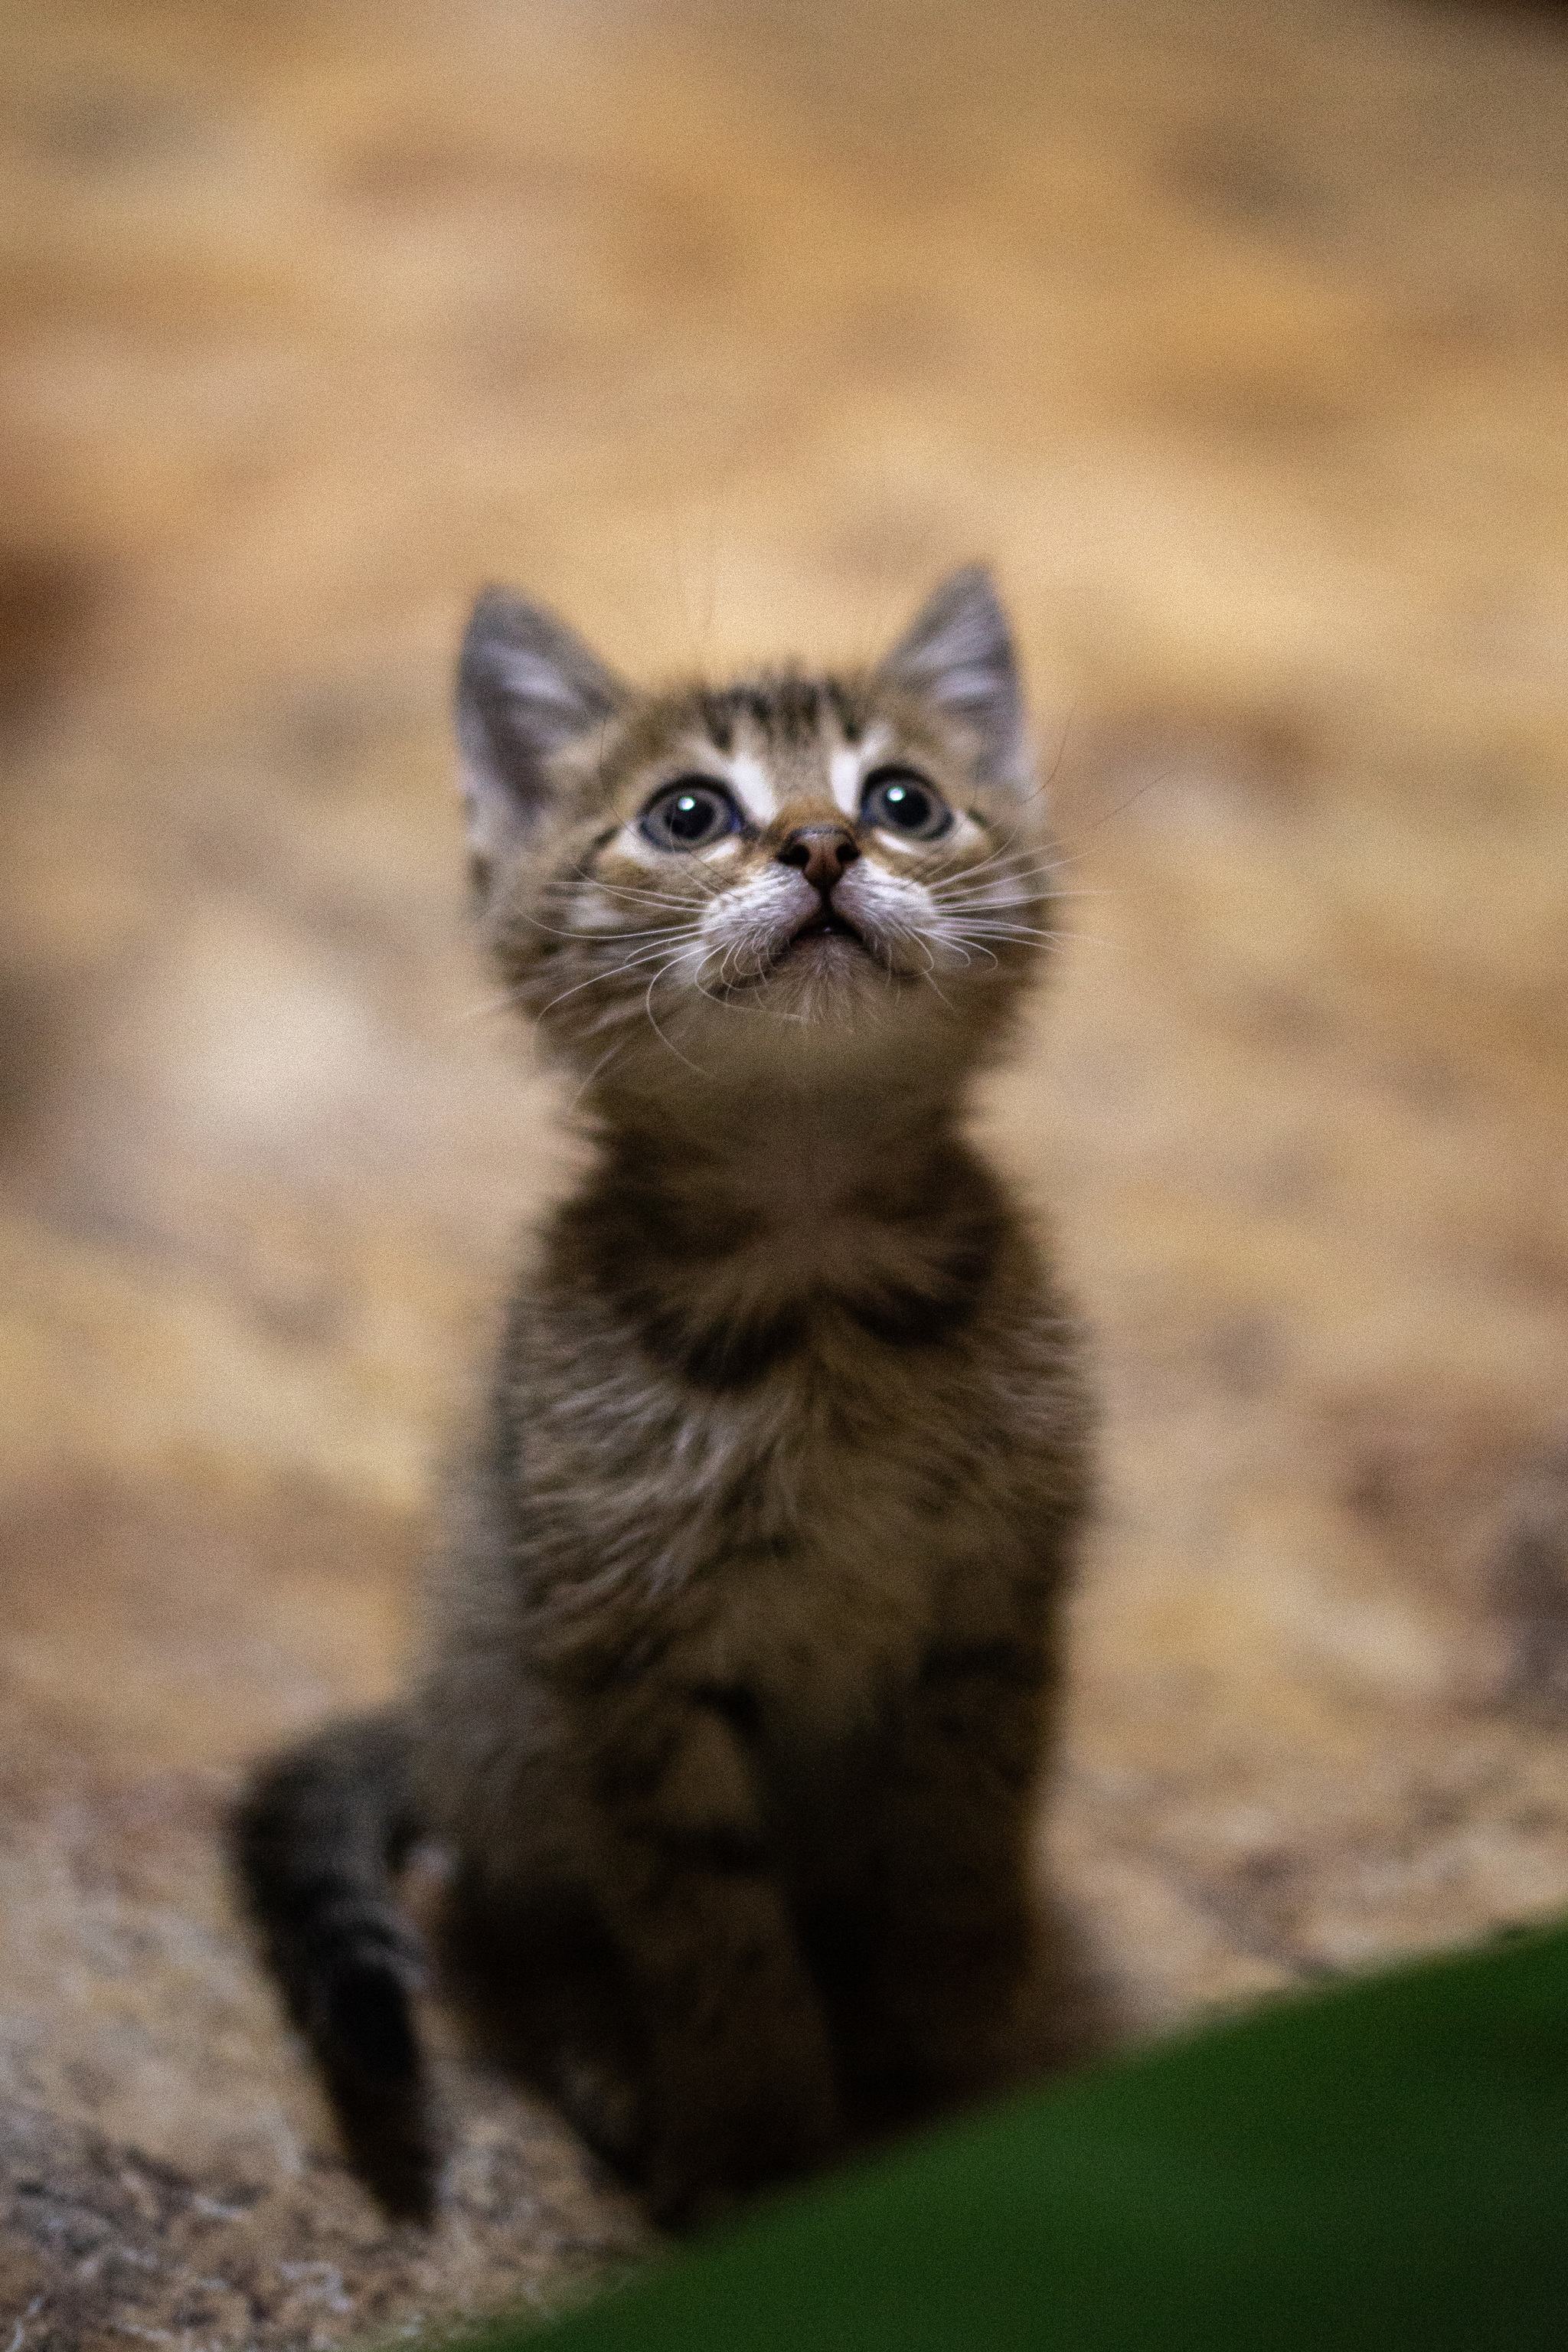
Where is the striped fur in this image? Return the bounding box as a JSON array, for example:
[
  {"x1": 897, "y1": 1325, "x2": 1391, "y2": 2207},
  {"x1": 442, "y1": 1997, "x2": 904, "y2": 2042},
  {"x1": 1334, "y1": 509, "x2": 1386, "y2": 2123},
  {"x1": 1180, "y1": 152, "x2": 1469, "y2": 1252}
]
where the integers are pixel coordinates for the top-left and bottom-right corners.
[{"x1": 234, "y1": 568, "x2": 1094, "y2": 2228}]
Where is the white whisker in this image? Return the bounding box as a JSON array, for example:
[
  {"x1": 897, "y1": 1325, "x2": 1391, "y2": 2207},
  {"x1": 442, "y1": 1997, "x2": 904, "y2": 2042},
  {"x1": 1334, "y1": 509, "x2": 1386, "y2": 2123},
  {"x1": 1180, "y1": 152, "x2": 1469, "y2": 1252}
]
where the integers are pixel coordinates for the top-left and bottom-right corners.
[
  {"x1": 537, "y1": 938, "x2": 701, "y2": 1017},
  {"x1": 918, "y1": 967, "x2": 962, "y2": 1013},
  {"x1": 942, "y1": 921, "x2": 1060, "y2": 942},
  {"x1": 931, "y1": 858, "x2": 1070, "y2": 900},
  {"x1": 641, "y1": 956, "x2": 707, "y2": 1073},
  {"x1": 565, "y1": 1036, "x2": 629, "y2": 1114},
  {"x1": 574, "y1": 865, "x2": 727, "y2": 909},
  {"x1": 932, "y1": 840, "x2": 1070, "y2": 887},
  {"x1": 528, "y1": 914, "x2": 707, "y2": 945},
  {"x1": 452, "y1": 985, "x2": 529, "y2": 1025}
]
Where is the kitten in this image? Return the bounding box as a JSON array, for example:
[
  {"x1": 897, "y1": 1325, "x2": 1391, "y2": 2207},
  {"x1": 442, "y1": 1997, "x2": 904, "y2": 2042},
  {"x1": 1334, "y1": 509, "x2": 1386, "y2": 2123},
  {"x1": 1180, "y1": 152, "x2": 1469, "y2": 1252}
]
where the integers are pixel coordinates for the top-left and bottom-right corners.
[{"x1": 234, "y1": 567, "x2": 1095, "y2": 2230}]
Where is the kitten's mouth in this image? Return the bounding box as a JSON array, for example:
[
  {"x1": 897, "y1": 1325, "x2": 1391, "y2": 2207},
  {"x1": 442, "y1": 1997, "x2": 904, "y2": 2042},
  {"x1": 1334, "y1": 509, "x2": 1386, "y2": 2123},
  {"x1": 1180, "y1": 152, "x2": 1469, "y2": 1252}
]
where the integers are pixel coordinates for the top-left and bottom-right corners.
[
  {"x1": 787, "y1": 906, "x2": 865, "y2": 950},
  {"x1": 711, "y1": 903, "x2": 879, "y2": 998}
]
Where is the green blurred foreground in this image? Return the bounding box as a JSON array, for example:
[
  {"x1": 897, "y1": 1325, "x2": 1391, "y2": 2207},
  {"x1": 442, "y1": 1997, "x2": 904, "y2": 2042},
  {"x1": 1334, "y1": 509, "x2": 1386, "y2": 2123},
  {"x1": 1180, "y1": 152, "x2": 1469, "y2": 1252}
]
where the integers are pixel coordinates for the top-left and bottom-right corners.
[{"x1": 466, "y1": 1922, "x2": 1568, "y2": 2351}]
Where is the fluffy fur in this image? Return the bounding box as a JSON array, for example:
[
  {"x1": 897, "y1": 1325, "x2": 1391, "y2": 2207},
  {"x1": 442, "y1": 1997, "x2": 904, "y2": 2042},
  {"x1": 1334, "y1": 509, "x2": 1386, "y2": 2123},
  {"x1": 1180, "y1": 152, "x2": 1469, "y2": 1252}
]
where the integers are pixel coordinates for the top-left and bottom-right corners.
[{"x1": 234, "y1": 567, "x2": 1094, "y2": 2227}]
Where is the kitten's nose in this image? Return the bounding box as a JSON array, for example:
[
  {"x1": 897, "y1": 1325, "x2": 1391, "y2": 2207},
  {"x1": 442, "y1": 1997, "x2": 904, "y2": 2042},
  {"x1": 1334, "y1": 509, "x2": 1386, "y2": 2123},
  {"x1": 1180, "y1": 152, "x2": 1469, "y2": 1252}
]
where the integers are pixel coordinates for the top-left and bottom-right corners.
[{"x1": 777, "y1": 825, "x2": 861, "y2": 893}]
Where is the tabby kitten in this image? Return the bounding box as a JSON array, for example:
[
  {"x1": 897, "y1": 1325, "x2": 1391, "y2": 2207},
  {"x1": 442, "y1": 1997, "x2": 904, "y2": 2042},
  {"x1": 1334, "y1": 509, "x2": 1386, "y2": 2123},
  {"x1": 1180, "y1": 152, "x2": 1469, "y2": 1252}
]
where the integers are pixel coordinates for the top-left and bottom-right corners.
[{"x1": 234, "y1": 567, "x2": 1094, "y2": 2229}]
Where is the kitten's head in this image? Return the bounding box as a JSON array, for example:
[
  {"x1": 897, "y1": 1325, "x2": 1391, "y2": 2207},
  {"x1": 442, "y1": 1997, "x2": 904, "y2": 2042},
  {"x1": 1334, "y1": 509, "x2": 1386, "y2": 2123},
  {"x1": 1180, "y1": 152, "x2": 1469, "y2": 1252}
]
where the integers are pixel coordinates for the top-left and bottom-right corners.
[{"x1": 456, "y1": 568, "x2": 1058, "y2": 1096}]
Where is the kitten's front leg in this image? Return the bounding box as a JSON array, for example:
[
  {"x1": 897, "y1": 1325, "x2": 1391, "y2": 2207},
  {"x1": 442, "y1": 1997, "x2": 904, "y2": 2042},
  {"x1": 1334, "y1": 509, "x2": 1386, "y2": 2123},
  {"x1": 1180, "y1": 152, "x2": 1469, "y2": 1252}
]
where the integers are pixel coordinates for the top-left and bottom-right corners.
[
  {"x1": 588, "y1": 1696, "x2": 840, "y2": 2226},
  {"x1": 841, "y1": 1638, "x2": 1055, "y2": 2123}
]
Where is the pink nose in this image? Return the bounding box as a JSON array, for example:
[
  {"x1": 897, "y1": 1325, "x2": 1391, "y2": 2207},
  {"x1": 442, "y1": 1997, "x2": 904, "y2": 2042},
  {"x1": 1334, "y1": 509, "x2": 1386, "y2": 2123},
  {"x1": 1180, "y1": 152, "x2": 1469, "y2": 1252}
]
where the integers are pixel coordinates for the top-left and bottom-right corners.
[{"x1": 777, "y1": 825, "x2": 861, "y2": 892}]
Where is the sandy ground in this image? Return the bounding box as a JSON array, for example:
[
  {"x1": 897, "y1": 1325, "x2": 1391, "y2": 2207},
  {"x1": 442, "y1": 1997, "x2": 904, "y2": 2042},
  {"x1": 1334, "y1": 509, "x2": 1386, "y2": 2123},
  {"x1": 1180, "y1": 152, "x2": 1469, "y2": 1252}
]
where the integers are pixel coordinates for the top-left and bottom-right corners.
[{"x1": 2, "y1": 0, "x2": 1567, "y2": 2341}]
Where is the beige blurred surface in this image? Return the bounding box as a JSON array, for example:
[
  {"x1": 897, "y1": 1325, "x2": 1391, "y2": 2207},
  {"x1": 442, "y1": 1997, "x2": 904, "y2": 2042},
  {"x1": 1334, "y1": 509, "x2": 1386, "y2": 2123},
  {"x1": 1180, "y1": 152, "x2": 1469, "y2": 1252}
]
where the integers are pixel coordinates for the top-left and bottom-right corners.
[{"x1": 2, "y1": 0, "x2": 1567, "y2": 2341}]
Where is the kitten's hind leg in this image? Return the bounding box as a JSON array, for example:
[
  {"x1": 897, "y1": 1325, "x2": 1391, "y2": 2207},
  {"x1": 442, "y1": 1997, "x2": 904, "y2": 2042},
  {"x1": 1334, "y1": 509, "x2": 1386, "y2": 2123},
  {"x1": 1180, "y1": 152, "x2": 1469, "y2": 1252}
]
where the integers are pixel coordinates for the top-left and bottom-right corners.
[
  {"x1": 586, "y1": 1697, "x2": 842, "y2": 2228},
  {"x1": 823, "y1": 1642, "x2": 1057, "y2": 2137},
  {"x1": 439, "y1": 1872, "x2": 649, "y2": 2176},
  {"x1": 231, "y1": 1707, "x2": 442, "y2": 2221}
]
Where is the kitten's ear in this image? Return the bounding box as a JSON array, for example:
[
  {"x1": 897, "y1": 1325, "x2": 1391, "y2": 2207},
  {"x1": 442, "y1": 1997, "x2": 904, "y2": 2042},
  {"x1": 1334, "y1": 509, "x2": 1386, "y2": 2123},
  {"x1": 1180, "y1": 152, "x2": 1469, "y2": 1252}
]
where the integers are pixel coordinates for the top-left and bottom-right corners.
[
  {"x1": 456, "y1": 587, "x2": 627, "y2": 877},
  {"x1": 879, "y1": 565, "x2": 1027, "y2": 788}
]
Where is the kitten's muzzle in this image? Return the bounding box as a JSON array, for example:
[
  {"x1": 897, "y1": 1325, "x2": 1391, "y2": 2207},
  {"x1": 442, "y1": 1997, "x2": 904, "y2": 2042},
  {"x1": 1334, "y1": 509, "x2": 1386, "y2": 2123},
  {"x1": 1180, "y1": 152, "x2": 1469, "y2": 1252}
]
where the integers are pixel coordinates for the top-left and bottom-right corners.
[
  {"x1": 776, "y1": 824, "x2": 861, "y2": 893},
  {"x1": 791, "y1": 904, "x2": 864, "y2": 942},
  {"x1": 779, "y1": 824, "x2": 866, "y2": 945}
]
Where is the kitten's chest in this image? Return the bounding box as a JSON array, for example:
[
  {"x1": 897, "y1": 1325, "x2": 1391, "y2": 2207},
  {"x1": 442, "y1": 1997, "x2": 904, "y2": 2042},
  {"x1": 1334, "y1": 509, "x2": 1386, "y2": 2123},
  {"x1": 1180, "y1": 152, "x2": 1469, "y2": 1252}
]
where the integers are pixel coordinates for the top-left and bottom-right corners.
[
  {"x1": 535, "y1": 1357, "x2": 963, "y2": 1738},
  {"x1": 658, "y1": 1383, "x2": 969, "y2": 1747},
  {"x1": 688, "y1": 1531, "x2": 933, "y2": 1751},
  {"x1": 521, "y1": 1225, "x2": 1052, "y2": 1742}
]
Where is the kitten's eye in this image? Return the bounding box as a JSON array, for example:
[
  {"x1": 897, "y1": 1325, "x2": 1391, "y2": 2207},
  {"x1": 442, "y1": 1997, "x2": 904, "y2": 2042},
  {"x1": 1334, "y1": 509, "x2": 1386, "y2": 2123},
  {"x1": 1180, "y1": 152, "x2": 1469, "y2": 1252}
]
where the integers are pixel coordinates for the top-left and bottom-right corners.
[
  {"x1": 639, "y1": 778, "x2": 743, "y2": 851},
  {"x1": 859, "y1": 766, "x2": 954, "y2": 841}
]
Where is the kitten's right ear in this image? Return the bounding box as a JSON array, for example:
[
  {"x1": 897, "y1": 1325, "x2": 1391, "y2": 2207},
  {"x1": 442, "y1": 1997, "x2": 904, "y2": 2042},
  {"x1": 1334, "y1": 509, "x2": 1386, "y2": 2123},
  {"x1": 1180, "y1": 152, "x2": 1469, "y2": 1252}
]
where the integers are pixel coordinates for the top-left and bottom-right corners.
[
  {"x1": 456, "y1": 588, "x2": 626, "y2": 884},
  {"x1": 880, "y1": 565, "x2": 1027, "y2": 789}
]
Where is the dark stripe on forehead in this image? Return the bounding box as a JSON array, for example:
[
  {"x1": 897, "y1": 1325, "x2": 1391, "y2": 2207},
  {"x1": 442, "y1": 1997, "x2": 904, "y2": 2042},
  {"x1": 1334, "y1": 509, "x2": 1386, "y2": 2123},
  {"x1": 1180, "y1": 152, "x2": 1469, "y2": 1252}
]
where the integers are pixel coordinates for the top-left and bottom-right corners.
[
  {"x1": 824, "y1": 678, "x2": 864, "y2": 743},
  {"x1": 701, "y1": 673, "x2": 839, "y2": 751},
  {"x1": 684, "y1": 671, "x2": 870, "y2": 765},
  {"x1": 697, "y1": 691, "x2": 735, "y2": 753},
  {"x1": 771, "y1": 675, "x2": 824, "y2": 743}
]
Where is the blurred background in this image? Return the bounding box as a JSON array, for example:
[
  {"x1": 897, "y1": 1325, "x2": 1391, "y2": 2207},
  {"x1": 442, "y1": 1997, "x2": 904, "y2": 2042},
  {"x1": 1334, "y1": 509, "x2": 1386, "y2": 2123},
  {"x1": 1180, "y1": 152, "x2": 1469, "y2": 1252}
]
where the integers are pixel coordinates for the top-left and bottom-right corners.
[{"x1": 2, "y1": 0, "x2": 1566, "y2": 2342}]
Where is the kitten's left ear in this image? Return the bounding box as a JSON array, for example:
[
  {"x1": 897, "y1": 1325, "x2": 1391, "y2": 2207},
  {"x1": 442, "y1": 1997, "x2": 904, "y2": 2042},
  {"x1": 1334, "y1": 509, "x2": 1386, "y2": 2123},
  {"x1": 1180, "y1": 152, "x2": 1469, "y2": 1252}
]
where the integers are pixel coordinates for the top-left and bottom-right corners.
[
  {"x1": 456, "y1": 587, "x2": 628, "y2": 882},
  {"x1": 879, "y1": 564, "x2": 1027, "y2": 788}
]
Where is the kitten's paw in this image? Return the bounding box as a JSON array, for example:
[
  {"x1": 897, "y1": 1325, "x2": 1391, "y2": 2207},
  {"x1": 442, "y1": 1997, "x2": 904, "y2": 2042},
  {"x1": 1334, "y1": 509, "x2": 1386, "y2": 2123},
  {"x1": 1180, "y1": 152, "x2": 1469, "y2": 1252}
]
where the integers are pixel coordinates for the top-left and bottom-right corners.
[
  {"x1": 843, "y1": 1981, "x2": 1027, "y2": 2132},
  {"x1": 645, "y1": 2069, "x2": 839, "y2": 2230},
  {"x1": 647, "y1": 2174, "x2": 744, "y2": 2236},
  {"x1": 553, "y1": 2050, "x2": 646, "y2": 2171}
]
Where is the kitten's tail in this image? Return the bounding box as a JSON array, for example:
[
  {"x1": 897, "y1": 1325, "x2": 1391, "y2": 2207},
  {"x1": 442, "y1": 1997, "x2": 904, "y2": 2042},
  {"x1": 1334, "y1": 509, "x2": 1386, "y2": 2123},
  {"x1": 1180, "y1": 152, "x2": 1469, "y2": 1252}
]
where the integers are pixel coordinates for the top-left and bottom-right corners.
[{"x1": 230, "y1": 1707, "x2": 440, "y2": 2220}]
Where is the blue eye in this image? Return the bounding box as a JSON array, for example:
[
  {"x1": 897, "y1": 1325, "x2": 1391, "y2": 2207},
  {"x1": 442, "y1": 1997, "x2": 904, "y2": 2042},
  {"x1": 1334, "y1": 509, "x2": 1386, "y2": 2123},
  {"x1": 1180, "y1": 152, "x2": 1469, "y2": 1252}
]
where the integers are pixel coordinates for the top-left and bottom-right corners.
[
  {"x1": 860, "y1": 766, "x2": 953, "y2": 841},
  {"x1": 640, "y1": 779, "x2": 743, "y2": 850}
]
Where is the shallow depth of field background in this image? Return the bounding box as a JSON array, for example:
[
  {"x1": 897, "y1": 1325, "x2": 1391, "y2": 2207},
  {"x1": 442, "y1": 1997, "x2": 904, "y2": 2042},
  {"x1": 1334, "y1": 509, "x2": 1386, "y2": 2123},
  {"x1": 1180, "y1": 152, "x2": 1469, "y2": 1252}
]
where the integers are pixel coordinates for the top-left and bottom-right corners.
[{"x1": 2, "y1": 2, "x2": 1566, "y2": 2344}]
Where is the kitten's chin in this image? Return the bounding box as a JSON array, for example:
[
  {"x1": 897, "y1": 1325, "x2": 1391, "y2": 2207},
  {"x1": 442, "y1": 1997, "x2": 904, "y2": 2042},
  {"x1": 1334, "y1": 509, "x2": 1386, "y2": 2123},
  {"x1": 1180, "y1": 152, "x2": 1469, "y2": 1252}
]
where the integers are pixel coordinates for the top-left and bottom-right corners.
[
  {"x1": 777, "y1": 929, "x2": 871, "y2": 972},
  {"x1": 749, "y1": 932, "x2": 890, "y2": 1022}
]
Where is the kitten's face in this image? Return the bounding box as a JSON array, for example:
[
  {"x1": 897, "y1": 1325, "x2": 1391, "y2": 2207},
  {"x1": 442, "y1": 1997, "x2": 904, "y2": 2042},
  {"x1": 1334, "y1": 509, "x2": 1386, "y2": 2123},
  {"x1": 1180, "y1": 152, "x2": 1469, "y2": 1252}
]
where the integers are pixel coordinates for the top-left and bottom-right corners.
[{"x1": 457, "y1": 571, "x2": 1057, "y2": 1089}]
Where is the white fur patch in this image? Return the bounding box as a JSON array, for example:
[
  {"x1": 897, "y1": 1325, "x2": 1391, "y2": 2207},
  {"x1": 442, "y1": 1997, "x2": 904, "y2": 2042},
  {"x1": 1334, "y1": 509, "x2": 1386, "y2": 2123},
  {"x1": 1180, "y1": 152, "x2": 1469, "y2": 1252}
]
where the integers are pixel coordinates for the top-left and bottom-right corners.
[
  {"x1": 614, "y1": 827, "x2": 672, "y2": 870},
  {"x1": 828, "y1": 746, "x2": 863, "y2": 815},
  {"x1": 719, "y1": 751, "x2": 778, "y2": 824},
  {"x1": 827, "y1": 725, "x2": 892, "y2": 816}
]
